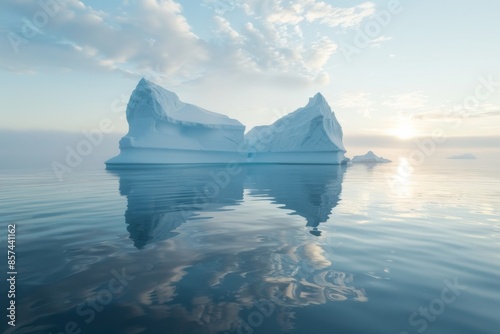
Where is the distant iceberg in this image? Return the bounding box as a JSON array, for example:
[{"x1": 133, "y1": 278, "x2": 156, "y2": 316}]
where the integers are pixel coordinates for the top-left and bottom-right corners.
[
  {"x1": 351, "y1": 151, "x2": 391, "y2": 164},
  {"x1": 447, "y1": 153, "x2": 476, "y2": 160},
  {"x1": 106, "y1": 79, "x2": 348, "y2": 166}
]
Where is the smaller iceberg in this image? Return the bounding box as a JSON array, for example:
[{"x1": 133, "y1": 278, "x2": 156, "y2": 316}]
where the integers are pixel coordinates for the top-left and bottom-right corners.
[
  {"x1": 351, "y1": 151, "x2": 391, "y2": 163},
  {"x1": 447, "y1": 153, "x2": 476, "y2": 160},
  {"x1": 244, "y1": 93, "x2": 348, "y2": 164}
]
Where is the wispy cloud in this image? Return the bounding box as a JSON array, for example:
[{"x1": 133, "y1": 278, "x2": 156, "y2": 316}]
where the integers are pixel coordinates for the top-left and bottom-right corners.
[
  {"x1": 382, "y1": 92, "x2": 429, "y2": 112},
  {"x1": 211, "y1": 0, "x2": 376, "y2": 27},
  {"x1": 304, "y1": 1, "x2": 376, "y2": 28},
  {"x1": 369, "y1": 35, "x2": 393, "y2": 48},
  {"x1": 412, "y1": 108, "x2": 500, "y2": 121},
  {"x1": 336, "y1": 92, "x2": 375, "y2": 117},
  {"x1": 203, "y1": 0, "x2": 375, "y2": 84},
  {"x1": 381, "y1": 92, "x2": 500, "y2": 121}
]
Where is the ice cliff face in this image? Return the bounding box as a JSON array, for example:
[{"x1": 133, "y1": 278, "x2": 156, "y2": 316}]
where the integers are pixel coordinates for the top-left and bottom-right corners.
[
  {"x1": 245, "y1": 93, "x2": 346, "y2": 153},
  {"x1": 120, "y1": 78, "x2": 245, "y2": 152},
  {"x1": 127, "y1": 78, "x2": 244, "y2": 129}
]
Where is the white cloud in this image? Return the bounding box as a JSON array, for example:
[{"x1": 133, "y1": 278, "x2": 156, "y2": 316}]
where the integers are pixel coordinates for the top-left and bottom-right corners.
[
  {"x1": 232, "y1": 0, "x2": 375, "y2": 27},
  {"x1": 0, "y1": 0, "x2": 205, "y2": 82},
  {"x1": 0, "y1": 0, "x2": 376, "y2": 86},
  {"x1": 202, "y1": 0, "x2": 376, "y2": 84},
  {"x1": 213, "y1": 15, "x2": 240, "y2": 41},
  {"x1": 370, "y1": 35, "x2": 393, "y2": 48},
  {"x1": 412, "y1": 105, "x2": 500, "y2": 121},
  {"x1": 305, "y1": 37, "x2": 338, "y2": 70},
  {"x1": 302, "y1": 1, "x2": 376, "y2": 28}
]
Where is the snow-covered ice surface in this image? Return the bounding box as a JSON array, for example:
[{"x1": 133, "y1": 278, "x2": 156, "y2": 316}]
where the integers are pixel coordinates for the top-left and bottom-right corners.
[
  {"x1": 106, "y1": 79, "x2": 246, "y2": 165},
  {"x1": 106, "y1": 80, "x2": 348, "y2": 166},
  {"x1": 351, "y1": 151, "x2": 391, "y2": 163},
  {"x1": 448, "y1": 153, "x2": 477, "y2": 159},
  {"x1": 244, "y1": 93, "x2": 348, "y2": 164}
]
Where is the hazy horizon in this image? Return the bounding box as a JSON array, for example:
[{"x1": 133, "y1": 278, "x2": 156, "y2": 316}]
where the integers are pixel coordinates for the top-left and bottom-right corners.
[{"x1": 1, "y1": 127, "x2": 498, "y2": 174}]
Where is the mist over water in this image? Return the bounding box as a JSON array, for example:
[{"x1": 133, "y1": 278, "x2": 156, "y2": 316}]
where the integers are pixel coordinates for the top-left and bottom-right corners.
[{"x1": 1, "y1": 129, "x2": 499, "y2": 172}]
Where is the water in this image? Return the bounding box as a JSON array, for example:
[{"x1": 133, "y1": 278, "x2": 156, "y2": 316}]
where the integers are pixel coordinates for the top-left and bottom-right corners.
[{"x1": 1, "y1": 160, "x2": 499, "y2": 334}]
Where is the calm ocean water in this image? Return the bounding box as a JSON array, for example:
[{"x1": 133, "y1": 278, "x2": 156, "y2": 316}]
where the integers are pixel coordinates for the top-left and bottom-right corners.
[{"x1": 1, "y1": 158, "x2": 499, "y2": 334}]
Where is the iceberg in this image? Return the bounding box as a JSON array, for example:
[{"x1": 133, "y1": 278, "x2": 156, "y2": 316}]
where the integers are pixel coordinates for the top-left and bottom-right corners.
[
  {"x1": 447, "y1": 153, "x2": 476, "y2": 160},
  {"x1": 351, "y1": 151, "x2": 391, "y2": 163},
  {"x1": 106, "y1": 78, "x2": 246, "y2": 166},
  {"x1": 244, "y1": 93, "x2": 348, "y2": 164},
  {"x1": 106, "y1": 79, "x2": 349, "y2": 166}
]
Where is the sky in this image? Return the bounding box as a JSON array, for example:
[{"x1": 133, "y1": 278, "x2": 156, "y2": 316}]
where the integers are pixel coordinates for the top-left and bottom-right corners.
[{"x1": 1, "y1": 0, "x2": 500, "y2": 142}]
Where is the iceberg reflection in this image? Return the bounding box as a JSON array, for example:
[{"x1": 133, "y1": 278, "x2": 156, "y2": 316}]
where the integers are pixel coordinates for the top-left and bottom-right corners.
[
  {"x1": 13, "y1": 165, "x2": 363, "y2": 334},
  {"x1": 245, "y1": 164, "x2": 346, "y2": 235},
  {"x1": 109, "y1": 166, "x2": 245, "y2": 249},
  {"x1": 111, "y1": 164, "x2": 347, "y2": 248}
]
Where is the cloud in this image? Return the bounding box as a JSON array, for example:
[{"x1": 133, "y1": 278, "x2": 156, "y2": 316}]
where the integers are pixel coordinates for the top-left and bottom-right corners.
[
  {"x1": 381, "y1": 92, "x2": 500, "y2": 121},
  {"x1": 202, "y1": 0, "x2": 237, "y2": 15},
  {"x1": 369, "y1": 35, "x2": 392, "y2": 48},
  {"x1": 0, "y1": 0, "x2": 205, "y2": 81},
  {"x1": 336, "y1": 92, "x2": 375, "y2": 117},
  {"x1": 302, "y1": 1, "x2": 376, "y2": 28},
  {"x1": 377, "y1": 90, "x2": 500, "y2": 122},
  {"x1": 0, "y1": 0, "x2": 376, "y2": 86},
  {"x1": 305, "y1": 37, "x2": 338, "y2": 70},
  {"x1": 382, "y1": 92, "x2": 429, "y2": 112},
  {"x1": 202, "y1": 0, "x2": 376, "y2": 84},
  {"x1": 213, "y1": 0, "x2": 376, "y2": 31},
  {"x1": 412, "y1": 108, "x2": 500, "y2": 121}
]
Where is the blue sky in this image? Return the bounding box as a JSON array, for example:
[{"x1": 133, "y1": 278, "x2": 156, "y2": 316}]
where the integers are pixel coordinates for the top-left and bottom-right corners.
[{"x1": 1, "y1": 0, "x2": 500, "y2": 139}]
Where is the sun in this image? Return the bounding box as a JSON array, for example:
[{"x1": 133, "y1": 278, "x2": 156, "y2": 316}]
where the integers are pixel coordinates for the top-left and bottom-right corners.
[{"x1": 388, "y1": 119, "x2": 417, "y2": 140}]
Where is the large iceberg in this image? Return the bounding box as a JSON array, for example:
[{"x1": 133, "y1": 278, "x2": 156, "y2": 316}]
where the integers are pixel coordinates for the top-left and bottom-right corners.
[
  {"x1": 106, "y1": 79, "x2": 348, "y2": 166},
  {"x1": 244, "y1": 93, "x2": 348, "y2": 164},
  {"x1": 106, "y1": 78, "x2": 246, "y2": 165}
]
